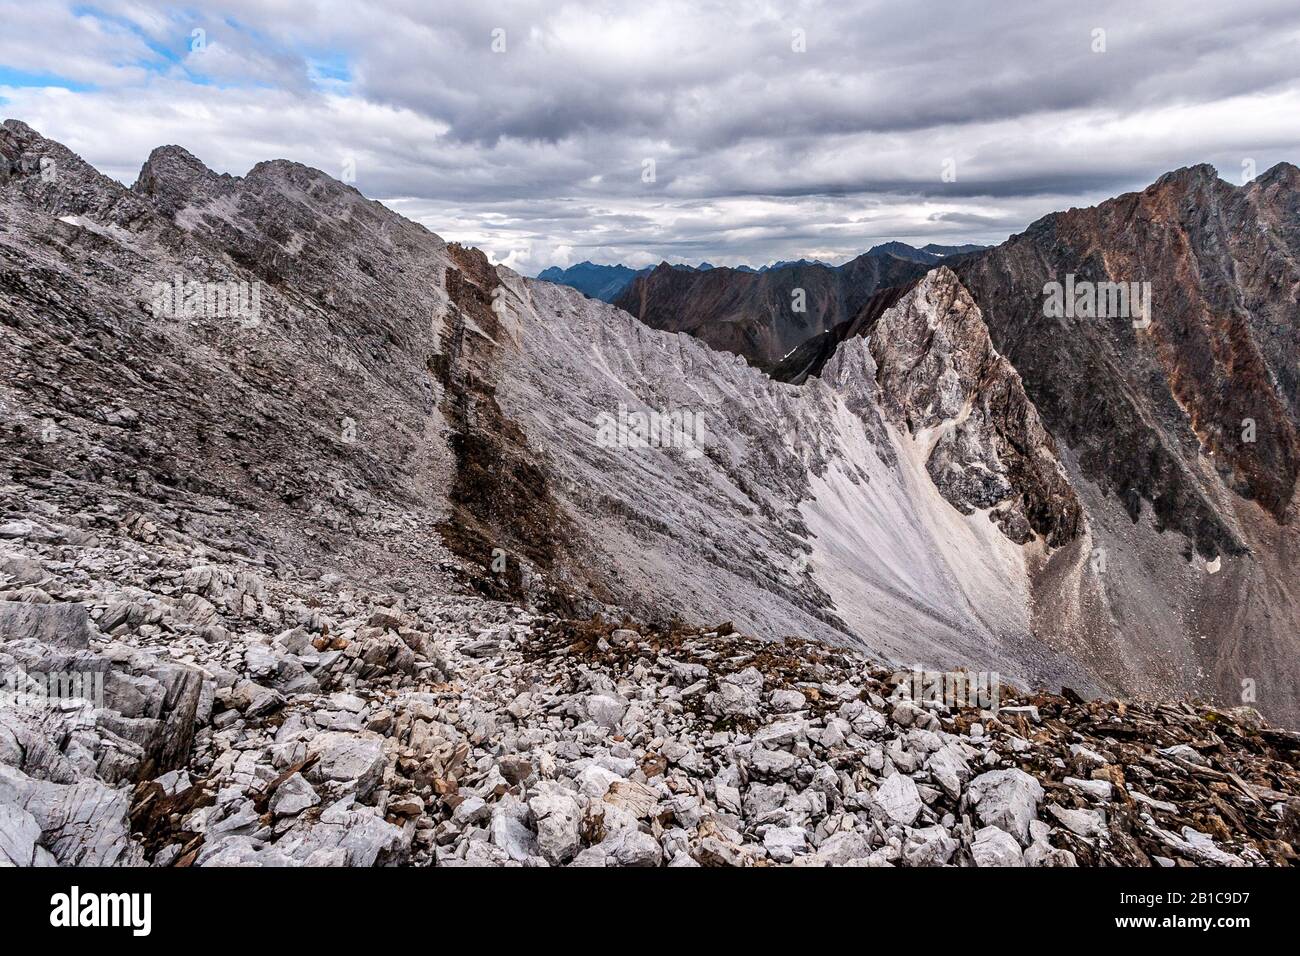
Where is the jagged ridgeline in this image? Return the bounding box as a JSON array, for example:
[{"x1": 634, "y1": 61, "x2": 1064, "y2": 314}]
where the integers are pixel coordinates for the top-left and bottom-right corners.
[
  {"x1": 2, "y1": 118, "x2": 1299, "y2": 723},
  {"x1": 1, "y1": 119, "x2": 1298, "y2": 868}
]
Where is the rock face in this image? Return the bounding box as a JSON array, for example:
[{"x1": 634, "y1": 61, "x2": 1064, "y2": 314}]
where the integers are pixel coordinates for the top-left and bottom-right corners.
[
  {"x1": 774, "y1": 172, "x2": 1300, "y2": 726},
  {"x1": 959, "y1": 165, "x2": 1300, "y2": 543},
  {"x1": 956, "y1": 163, "x2": 1300, "y2": 726},
  {"x1": 614, "y1": 249, "x2": 931, "y2": 366},
  {"x1": 769, "y1": 282, "x2": 917, "y2": 385},
  {"x1": 868, "y1": 269, "x2": 1083, "y2": 547},
  {"x1": 0, "y1": 119, "x2": 462, "y2": 598}
]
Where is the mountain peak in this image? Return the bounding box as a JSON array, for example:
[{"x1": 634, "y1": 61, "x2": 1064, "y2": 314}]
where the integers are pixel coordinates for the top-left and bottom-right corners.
[
  {"x1": 533, "y1": 260, "x2": 643, "y2": 301},
  {"x1": 866, "y1": 241, "x2": 932, "y2": 261},
  {"x1": 1, "y1": 119, "x2": 74, "y2": 182},
  {"x1": 1, "y1": 117, "x2": 38, "y2": 137},
  {"x1": 1149, "y1": 163, "x2": 1224, "y2": 192},
  {"x1": 138, "y1": 144, "x2": 218, "y2": 181},
  {"x1": 1256, "y1": 161, "x2": 1300, "y2": 187},
  {"x1": 247, "y1": 157, "x2": 347, "y2": 190},
  {"x1": 0, "y1": 119, "x2": 146, "y2": 221},
  {"x1": 868, "y1": 266, "x2": 1082, "y2": 546},
  {"x1": 132, "y1": 144, "x2": 227, "y2": 214}
]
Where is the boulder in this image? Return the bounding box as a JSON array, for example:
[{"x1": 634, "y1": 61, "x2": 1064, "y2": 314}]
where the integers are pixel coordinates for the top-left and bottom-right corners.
[
  {"x1": 971, "y1": 825, "x2": 1024, "y2": 866},
  {"x1": 0, "y1": 602, "x2": 97, "y2": 649},
  {"x1": 529, "y1": 783, "x2": 582, "y2": 864},
  {"x1": 270, "y1": 772, "x2": 320, "y2": 817},
  {"x1": 874, "y1": 772, "x2": 923, "y2": 826},
  {"x1": 965, "y1": 768, "x2": 1043, "y2": 845},
  {"x1": 307, "y1": 732, "x2": 385, "y2": 800}
]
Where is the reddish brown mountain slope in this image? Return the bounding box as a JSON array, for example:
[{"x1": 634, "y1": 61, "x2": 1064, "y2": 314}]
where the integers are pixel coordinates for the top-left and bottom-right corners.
[
  {"x1": 955, "y1": 163, "x2": 1300, "y2": 726},
  {"x1": 957, "y1": 164, "x2": 1300, "y2": 558}
]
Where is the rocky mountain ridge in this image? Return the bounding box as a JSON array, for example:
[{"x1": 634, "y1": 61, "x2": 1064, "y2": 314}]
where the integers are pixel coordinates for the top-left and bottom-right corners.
[
  {"x1": 1, "y1": 120, "x2": 1297, "y2": 867},
  {"x1": 956, "y1": 162, "x2": 1300, "y2": 732},
  {"x1": 612, "y1": 247, "x2": 935, "y2": 365},
  {"x1": 537, "y1": 245, "x2": 989, "y2": 306}
]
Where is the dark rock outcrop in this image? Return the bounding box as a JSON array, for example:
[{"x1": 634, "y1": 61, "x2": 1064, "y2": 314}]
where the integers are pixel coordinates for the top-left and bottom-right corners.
[{"x1": 770, "y1": 281, "x2": 917, "y2": 384}]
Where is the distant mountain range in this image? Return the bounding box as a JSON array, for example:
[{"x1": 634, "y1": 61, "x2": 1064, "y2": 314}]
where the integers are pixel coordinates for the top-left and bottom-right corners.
[
  {"x1": 609, "y1": 242, "x2": 990, "y2": 365},
  {"x1": 536, "y1": 260, "x2": 726, "y2": 302},
  {"x1": 536, "y1": 242, "x2": 989, "y2": 305},
  {"x1": 536, "y1": 262, "x2": 644, "y2": 302}
]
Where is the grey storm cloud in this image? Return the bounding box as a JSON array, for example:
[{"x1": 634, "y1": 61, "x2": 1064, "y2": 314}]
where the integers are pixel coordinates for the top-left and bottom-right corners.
[{"x1": 3, "y1": 0, "x2": 1300, "y2": 274}]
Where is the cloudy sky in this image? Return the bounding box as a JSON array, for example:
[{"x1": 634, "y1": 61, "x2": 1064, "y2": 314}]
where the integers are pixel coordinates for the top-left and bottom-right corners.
[{"x1": 3, "y1": 1, "x2": 1299, "y2": 275}]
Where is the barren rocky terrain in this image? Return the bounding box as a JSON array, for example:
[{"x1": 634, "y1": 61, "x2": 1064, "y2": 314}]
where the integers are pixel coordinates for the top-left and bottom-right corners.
[
  {"x1": 3, "y1": 494, "x2": 1296, "y2": 867},
  {"x1": 1, "y1": 120, "x2": 1297, "y2": 867}
]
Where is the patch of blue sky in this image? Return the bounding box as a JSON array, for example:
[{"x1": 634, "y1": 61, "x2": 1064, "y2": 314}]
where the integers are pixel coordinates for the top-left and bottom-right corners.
[
  {"x1": 69, "y1": 4, "x2": 185, "y2": 74},
  {"x1": 306, "y1": 52, "x2": 353, "y2": 92},
  {"x1": 40, "y1": 6, "x2": 353, "y2": 94},
  {"x1": 212, "y1": 14, "x2": 355, "y2": 92},
  {"x1": 0, "y1": 66, "x2": 96, "y2": 92},
  {"x1": 68, "y1": 5, "x2": 224, "y2": 85}
]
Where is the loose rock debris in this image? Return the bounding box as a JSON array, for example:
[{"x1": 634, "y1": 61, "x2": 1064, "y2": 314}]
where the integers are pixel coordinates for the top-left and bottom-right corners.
[{"x1": 1, "y1": 493, "x2": 1295, "y2": 867}]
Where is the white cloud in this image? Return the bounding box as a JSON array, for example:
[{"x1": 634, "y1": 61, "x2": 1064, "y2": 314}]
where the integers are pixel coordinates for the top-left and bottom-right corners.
[{"x1": 4, "y1": 0, "x2": 1299, "y2": 276}]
